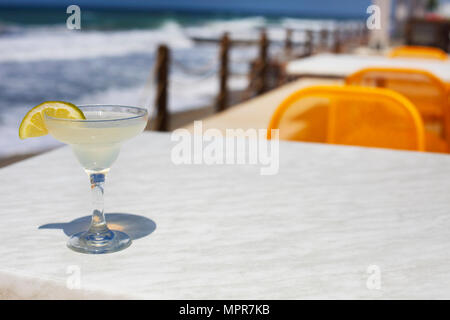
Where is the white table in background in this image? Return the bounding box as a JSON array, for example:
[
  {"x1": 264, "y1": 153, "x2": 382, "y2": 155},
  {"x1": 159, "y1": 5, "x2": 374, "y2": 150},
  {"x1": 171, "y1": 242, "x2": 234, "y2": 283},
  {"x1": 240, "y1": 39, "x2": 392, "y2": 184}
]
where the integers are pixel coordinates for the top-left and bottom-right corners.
[
  {"x1": 286, "y1": 53, "x2": 450, "y2": 82},
  {"x1": 1, "y1": 132, "x2": 450, "y2": 299}
]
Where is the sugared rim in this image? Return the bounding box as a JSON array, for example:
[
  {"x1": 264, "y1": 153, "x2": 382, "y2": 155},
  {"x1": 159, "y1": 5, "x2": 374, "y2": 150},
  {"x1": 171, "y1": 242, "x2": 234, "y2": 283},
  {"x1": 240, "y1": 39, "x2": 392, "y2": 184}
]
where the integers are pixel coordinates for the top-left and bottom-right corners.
[{"x1": 44, "y1": 104, "x2": 148, "y2": 123}]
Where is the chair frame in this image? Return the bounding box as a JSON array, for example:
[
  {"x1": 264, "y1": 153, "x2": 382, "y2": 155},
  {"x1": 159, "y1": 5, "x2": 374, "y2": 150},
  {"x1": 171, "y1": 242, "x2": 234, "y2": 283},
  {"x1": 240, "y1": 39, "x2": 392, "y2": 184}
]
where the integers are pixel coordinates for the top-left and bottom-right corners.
[
  {"x1": 267, "y1": 85, "x2": 425, "y2": 151},
  {"x1": 388, "y1": 45, "x2": 448, "y2": 60},
  {"x1": 346, "y1": 67, "x2": 450, "y2": 145}
]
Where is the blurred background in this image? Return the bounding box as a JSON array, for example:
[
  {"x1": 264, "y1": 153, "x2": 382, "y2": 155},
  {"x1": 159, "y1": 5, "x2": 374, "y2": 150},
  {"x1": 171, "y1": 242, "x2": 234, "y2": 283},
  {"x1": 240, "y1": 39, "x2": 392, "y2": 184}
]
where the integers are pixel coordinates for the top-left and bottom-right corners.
[{"x1": 0, "y1": 0, "x2": 449, "y2": 163}]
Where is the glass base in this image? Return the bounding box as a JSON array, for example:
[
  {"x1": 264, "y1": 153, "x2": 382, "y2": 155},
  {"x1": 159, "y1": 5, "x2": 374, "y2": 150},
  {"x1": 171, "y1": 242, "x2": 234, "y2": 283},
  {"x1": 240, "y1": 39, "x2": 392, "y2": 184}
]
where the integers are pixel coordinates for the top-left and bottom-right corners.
[{"x1": 67, "y1": 230, "x2": 132, "y2": 254}]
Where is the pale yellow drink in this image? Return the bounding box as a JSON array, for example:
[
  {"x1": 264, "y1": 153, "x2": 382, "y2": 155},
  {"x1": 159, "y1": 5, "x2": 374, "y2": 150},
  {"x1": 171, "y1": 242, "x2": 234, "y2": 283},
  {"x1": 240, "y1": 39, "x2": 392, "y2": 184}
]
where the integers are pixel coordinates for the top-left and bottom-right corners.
[{"x1": 45, "y1": 106, "x2": 147, "y2": 172}]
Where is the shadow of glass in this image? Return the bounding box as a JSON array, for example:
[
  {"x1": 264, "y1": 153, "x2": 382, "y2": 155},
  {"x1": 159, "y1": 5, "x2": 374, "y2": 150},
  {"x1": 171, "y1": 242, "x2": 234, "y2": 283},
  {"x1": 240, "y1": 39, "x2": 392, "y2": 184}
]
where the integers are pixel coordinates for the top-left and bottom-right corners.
[{"x1": 39, "y1": 213, "x2": 156, "y2": 240}]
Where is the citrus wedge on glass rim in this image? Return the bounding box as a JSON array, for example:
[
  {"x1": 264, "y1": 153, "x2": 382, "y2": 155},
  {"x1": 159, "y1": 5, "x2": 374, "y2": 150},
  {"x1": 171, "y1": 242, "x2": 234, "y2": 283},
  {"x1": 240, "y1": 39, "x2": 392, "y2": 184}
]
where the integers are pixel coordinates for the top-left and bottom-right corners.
[{"x1": 19, "y1": 101, "x2": 85, "y2": 139}]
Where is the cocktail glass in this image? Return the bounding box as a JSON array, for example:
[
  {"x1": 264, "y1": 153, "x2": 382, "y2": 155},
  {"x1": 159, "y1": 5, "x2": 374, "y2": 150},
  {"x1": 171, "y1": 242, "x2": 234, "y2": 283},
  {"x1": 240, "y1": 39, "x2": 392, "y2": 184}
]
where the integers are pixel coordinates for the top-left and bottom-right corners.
[{"x1": 44, "y1": 105, "x2": 148, "y2": 254}]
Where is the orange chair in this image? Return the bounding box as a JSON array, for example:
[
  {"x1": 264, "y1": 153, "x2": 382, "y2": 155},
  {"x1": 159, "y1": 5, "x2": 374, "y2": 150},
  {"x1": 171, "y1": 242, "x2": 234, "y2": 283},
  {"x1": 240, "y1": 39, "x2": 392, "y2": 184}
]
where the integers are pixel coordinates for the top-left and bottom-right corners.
[
  {"x1": 267, "y1": 85, "x2": 425, "y2": 152},
  {"x1": 346, "y1": 67, "x2": 449, "y2": 152},
  {"x1": 389, "y1": 46, "x2": 448, "y2": 60}
]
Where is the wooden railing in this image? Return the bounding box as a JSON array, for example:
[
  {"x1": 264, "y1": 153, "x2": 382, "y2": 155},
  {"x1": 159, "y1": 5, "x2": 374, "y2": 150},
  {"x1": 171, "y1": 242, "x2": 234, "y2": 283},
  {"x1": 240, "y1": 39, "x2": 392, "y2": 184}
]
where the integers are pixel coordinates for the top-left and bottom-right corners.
[{"x1": 150, "y1": 24, "x2": 367, "y2": 131}]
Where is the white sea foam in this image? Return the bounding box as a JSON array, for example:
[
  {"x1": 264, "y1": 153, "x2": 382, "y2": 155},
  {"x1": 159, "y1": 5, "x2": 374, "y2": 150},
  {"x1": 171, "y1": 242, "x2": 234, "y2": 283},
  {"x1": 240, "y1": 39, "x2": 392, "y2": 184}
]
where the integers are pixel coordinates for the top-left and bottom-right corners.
[
  {"x1": 0, "y1": 22, "x2": 193, "y2": 63},
  {"x1": 185, "y1": 16, "x2": 267, "y2": 41}
]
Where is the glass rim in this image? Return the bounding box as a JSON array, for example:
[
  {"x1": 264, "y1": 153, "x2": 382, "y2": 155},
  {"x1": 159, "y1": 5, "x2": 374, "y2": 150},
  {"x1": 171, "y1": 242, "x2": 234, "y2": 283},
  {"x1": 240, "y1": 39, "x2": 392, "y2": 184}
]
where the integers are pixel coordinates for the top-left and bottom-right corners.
[{"x1": 44, "y1": 104, "x2": 149, "y2": 123}]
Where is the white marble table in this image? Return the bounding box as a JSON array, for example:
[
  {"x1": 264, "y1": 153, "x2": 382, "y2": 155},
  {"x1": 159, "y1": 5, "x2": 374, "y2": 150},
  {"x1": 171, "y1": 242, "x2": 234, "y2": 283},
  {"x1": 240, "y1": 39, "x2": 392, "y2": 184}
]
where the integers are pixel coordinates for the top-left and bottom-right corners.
[
  {"x1": 1, "y1": 132, "x2": 450, "y2": 299},
  {"x1": 286, "y1": 53, "x2": 450, "y2": 82}
]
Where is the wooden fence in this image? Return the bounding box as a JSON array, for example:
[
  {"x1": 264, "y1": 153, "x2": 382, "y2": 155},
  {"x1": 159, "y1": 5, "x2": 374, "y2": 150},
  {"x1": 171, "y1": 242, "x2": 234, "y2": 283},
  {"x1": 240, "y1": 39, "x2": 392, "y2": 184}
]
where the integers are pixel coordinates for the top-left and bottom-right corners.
[{"x1": 151, "y1": 25, "x2": 367, "y2": 131}]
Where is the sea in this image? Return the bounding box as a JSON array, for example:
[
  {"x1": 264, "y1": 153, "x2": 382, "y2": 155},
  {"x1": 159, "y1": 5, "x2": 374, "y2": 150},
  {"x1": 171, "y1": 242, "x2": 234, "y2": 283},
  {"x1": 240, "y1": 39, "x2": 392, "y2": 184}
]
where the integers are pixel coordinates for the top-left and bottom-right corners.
[{"x1": 0, "y1": 7, "x2": 364, "y2": 158}]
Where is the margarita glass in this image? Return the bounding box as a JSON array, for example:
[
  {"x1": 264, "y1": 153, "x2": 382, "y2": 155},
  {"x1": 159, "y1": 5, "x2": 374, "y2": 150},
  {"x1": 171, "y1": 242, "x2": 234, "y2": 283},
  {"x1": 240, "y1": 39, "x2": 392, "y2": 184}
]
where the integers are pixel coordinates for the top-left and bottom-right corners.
[{"x1": 44, "y1": 105, "x2": 148, "y2": 254}]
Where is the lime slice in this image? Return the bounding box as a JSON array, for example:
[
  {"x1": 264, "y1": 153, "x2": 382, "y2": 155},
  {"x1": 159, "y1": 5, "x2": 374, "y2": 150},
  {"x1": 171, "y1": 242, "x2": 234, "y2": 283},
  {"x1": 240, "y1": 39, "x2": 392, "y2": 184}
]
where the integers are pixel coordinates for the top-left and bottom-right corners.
[{"x1": 19, "y1": 101, "x2": 85, "y2": 139}]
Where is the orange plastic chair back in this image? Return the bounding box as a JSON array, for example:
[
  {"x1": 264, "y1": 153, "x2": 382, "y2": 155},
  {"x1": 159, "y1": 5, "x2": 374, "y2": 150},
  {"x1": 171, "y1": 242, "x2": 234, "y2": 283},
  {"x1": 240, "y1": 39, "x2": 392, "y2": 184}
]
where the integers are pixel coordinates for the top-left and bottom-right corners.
[
  {"x1": 346, "y1": 67, "x2": 449, "y2": 141},
  {"x1": 389, "y1": 46, "x2": 448, "y2": 60},
  {"x1": 268, "y1": 85, "x2": 425, "y2": 151}
]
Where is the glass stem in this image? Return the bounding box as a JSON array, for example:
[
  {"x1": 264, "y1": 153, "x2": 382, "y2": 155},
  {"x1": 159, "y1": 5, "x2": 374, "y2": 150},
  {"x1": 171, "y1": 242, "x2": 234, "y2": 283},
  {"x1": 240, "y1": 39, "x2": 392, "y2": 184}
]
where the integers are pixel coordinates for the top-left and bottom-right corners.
[{"x1": 87, "y1": 173, "x2": 110, "y2": 235}]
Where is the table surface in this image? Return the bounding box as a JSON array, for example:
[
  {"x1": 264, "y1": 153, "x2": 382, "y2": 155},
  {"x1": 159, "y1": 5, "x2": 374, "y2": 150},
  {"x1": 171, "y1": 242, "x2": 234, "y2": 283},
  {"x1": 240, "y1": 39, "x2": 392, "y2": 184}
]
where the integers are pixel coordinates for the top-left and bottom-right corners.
[
  {"x1": 286, "y1": 53, "x2": 450, "y2": 82},
  {"x1": 1, "y1": 132, "x2": 450, "y2": 299}
]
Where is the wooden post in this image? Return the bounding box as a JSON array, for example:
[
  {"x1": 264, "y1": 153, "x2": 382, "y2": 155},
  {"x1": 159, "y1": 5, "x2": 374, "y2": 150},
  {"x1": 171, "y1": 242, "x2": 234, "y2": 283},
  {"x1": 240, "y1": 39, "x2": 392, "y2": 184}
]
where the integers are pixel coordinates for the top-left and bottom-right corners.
[
  {"x1": 255, "y1": 30, "x2": 269, "y2": 95},
  {"x1": 320, "y1": 29, "x2": 329, "y2": 51},
  {"x1": 305, "y1": 30, "x2": 313, "y2": 56},
  {"x1": 358, "y1": 24, "x2": 364, "y2": 46},
  {"x1": 360, "y1": 24, "x2": 369, "y2": 46},
  {"x1": 154, "y1": 44, "x2": 169, "y2": 131},
  {"x1": 353, "y1": 25, "x2": 361, "y2": 47},
  {"x1": 216, "y1": 32, "x2": 230, "y2": 112},
  {"x1": 285, "y1": 28, "x2": 293, "y2": 57},
  {"x1": 349, "y1": 25, "x2": 357, "y2": 47},
  {"x1": 405, "y1": 20, "x2": 413, "y2": 45},
  {"x1": 333, "y1": 29, "x2": 342, "y2": 53}
]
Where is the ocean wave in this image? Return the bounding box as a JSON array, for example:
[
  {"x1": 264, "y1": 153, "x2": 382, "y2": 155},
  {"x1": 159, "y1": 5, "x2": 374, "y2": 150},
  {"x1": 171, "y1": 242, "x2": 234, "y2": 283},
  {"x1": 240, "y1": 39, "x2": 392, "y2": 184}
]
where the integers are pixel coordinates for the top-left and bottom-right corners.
[{"x1": 0, "y1": 21, "x2": 193, "y2": 63}]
